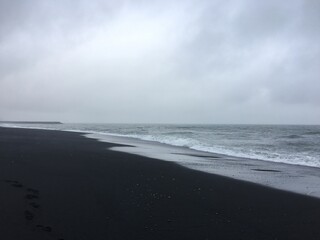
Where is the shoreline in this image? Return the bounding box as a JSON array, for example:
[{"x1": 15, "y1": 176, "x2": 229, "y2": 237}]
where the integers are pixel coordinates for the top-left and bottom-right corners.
[
  {"x1": 2, "y1": 123, "x2": 320, "y2": 169},
  {"x1": 2, "y1": 124, "x2": 320, "y2": 198},
  {"x1": 88, "y1": 132, "x2": 320, "y2": 198},
  {"x1": 0, "y1": 126, "x2": 320, "y2": 239}
]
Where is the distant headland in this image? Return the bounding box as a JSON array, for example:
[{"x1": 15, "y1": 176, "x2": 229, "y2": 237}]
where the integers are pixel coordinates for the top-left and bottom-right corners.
[{"x1": 0, "y1": 121, "x2": 62, "y2": 124}]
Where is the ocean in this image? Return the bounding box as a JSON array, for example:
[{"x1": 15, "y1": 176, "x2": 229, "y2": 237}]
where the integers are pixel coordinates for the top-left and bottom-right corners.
[{"x1": 2, "y1": 123, "x2": 319, "y2": 168}]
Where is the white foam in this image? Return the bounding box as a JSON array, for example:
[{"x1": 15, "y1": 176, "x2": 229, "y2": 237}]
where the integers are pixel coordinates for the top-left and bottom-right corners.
[{"x1": 97, "y1": 133, "x2": 320, "y2": 168}]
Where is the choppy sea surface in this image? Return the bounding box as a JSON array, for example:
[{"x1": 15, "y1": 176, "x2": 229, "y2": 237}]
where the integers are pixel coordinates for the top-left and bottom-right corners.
[{"x1": 1, "y1": 123, "x2": 320, "y2": 168}]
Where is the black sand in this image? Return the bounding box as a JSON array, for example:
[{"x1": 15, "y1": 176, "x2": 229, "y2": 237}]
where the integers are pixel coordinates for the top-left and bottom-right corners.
[{"x1": 0, "y1": 127, "x2": 319, "y2": 240}]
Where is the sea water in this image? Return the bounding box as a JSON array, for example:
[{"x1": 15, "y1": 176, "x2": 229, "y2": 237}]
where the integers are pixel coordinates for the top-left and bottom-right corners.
[{"x1": 2, "y1": 123, "x2": 319, "y2": 168}]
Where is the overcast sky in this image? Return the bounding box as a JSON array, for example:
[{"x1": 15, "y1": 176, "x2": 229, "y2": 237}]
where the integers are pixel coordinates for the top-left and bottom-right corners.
[{"x1": 0, "y1": 0, "x2": 319, "y2": 124}]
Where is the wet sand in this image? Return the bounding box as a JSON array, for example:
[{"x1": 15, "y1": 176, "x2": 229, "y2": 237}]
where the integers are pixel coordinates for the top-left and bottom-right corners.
[{"x1": 0, "y1": 127, "x2": 319, "y2": 240}]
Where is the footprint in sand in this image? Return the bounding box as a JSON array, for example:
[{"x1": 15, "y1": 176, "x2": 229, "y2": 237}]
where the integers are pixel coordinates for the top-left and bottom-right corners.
[
  {"x1": 3, "y1": 180, "x2": 40, "y2": 221},
  {"x1": 36, "y1": 224, "x2": 52, "y2": 232},
  {"x1": 25, "y1": 193, "x2": 39, "y2": 200},
  {"x1": 3, "y1": 179, "x2": 24, "y2": 188},
  {"x1": 4, "y1": 180, "x2": 65, "y2": 239},
  {"x1": 24, "y1": 210, "x2": 34, "y2": 221},
  {"x1": 12, "y1": 183, "x2": 23, "y2": 188},
  {"x1": 27, "y1": 188, "x2": 39, "y2": 194},
  {"x1": 29, "y1": 202, "x2": 40, "y2": 209}
]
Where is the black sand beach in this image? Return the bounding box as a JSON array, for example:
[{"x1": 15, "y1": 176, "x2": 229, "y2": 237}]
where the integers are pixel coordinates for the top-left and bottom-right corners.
[{"x1": 0, "y1": 127, "x2": 319, "y2": 240}]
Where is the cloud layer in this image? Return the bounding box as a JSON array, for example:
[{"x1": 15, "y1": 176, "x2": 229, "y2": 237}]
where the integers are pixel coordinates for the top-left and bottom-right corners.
[{"x1": 0, "y1": 0, "x2": 319, "y2": 124}]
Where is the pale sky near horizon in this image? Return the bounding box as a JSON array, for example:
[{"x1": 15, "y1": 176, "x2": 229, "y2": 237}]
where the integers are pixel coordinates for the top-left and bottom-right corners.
[{"x1": 0, "y1": 0, "x2": 319, "y2": 124}]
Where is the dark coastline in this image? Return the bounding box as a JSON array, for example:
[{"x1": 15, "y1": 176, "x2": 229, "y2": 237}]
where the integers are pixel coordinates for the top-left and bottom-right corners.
[
  {"x1": 0, "y1": 127, "x2": 319, "y2": 240},
  {"x1": 0, "y1": 121, "x2": 62, "y2": 124}
]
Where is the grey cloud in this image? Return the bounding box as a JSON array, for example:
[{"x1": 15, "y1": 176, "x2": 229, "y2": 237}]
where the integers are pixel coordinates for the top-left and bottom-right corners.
[
  {"x1": 0, "y1": 0, "x2": 319, "y2": 124},
  {"x1": 176, "y1": 0, "x2": 320, "y2": 106}
]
